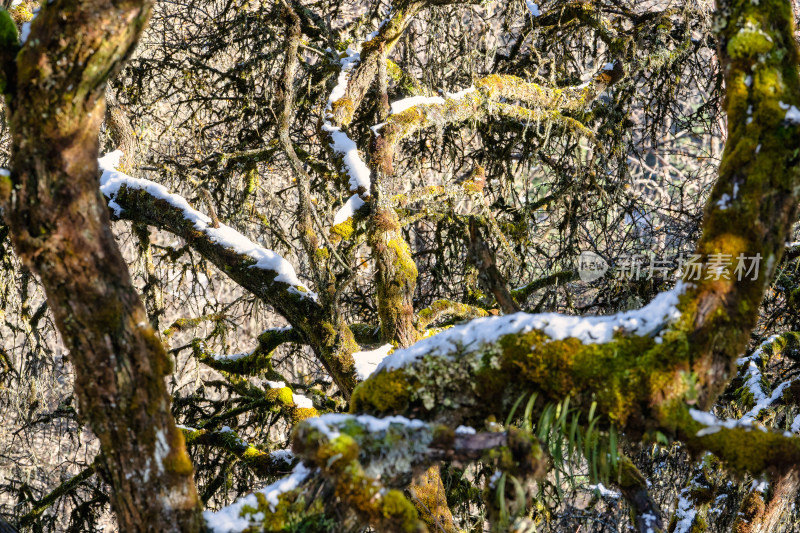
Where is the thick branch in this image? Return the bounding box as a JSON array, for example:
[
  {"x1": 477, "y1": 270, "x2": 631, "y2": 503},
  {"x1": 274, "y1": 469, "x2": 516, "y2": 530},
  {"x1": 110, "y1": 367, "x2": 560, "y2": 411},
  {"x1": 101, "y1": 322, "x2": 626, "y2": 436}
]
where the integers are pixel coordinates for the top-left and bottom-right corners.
[{"x1": 100, "y1": 166, "x2": 360, "y2": 396}]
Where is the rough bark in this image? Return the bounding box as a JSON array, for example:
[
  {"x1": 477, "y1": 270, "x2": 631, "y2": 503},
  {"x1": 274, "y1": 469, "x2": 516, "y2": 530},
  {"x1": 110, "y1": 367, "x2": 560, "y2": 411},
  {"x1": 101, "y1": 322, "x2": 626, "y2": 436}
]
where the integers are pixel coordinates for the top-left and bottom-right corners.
[{"x1": 0, "y1": 2, "x2": 203, "y2": 531}]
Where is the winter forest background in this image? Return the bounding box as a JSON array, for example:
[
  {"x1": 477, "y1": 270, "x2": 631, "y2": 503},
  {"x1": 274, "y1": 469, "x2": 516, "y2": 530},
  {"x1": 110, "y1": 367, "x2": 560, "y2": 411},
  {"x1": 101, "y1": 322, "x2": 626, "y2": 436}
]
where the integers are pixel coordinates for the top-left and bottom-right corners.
[{"x1": 1, "y1": 0, "x2": 800, "y2": 531}]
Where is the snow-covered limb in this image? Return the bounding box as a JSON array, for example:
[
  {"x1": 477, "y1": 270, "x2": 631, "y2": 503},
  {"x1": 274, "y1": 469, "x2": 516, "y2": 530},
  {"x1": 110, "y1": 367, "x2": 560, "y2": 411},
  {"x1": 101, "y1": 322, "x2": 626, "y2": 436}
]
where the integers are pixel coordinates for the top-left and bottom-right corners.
[
  {"x1": 349, "y1": 283, "x2": 693, "y2": 430},
  {"x1": 377, "y1": 282, "x2": 687, "y2": 373},
  {"x1": 100, "y1": 152, "x2": 315, "y2": 300},
  {"x1": 369, "y1": 70, "x2": 624, "y2": 181},
  {"x1": 204, "y1": 414, "x2": 547, "y2": 533},
  {"x1": 674, "y1": 406, "x2": 800, "y2": 476},
  {"x1": 322, "y1": 44, "x2": 373, "y2": 230},
  {"x1": 98, "y1": 153, "x2": 360, "y2": 396},
  {"x1": 323, "y1": 47, "x2": 372, "y2": 197},
  {"x1": 203, "y1": 463, "x2": 314, "y2": 533}
]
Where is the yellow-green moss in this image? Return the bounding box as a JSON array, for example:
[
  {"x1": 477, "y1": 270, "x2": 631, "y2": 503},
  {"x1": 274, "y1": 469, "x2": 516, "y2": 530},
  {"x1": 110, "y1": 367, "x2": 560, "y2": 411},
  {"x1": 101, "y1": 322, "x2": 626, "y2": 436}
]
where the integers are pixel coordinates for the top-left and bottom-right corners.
[
  {"x1": 291, "y1": 407, "x2": 318, "y2": 423},
  {"x1": 316, "y1": 434, "x2": 360, "y2": 468},
  {"x1": 331, "y1": 218, "x2": 355, "y2": 241},
  {"x1": 0, "y1": 173, "x2": 10, "y2": 202},
  {"x1": 265, "y1": 386, "x2": 294, "y2": 405},
  {"x1": 728, "y1": 27, "x2": 774, "y2": 59},
  {"x1": 380, "y1": 489, "x2": 422, "y2": 533},
  {"x1": 410, "y1": 466, "x2": 455, "y2": 532},
  {"x1": 386, "y1": 237, "x2": 418, "y2": 284},
  {"x1": 162, "y1": 429, "x2": 194, "y2": 476},
  {"x1": 350, "y1": 369, "x2": 413, "y2": 414}
]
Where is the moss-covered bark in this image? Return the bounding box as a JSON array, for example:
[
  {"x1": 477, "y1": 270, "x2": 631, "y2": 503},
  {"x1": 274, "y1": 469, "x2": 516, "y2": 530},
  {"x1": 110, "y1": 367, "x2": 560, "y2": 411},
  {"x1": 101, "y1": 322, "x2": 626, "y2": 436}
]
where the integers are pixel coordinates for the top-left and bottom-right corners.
[
  {"x1": 675, "y1": 0, "x2": 800, "y2": 406},
  {"x1": 0, "y1": 2, "x2": 204, "y2": 530},
  {"x1": 367, "y1": 197, "x2": 419, "y2": 348}
]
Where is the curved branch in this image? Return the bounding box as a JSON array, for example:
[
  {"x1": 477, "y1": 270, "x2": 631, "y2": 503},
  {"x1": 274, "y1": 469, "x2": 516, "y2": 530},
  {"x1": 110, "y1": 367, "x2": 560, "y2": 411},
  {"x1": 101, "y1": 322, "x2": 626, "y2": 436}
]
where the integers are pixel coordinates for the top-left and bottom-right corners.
[{"x1": 99, "y1": 157, "x2": 360, "y2": 396}]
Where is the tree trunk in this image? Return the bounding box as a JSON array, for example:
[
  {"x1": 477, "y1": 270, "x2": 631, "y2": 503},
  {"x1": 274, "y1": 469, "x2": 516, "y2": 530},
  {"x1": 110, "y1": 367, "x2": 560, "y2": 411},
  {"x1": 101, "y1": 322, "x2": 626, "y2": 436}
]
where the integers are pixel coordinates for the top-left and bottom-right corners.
[{"x1": 0, "y1": 2, "x2": 203, "y2": 531}]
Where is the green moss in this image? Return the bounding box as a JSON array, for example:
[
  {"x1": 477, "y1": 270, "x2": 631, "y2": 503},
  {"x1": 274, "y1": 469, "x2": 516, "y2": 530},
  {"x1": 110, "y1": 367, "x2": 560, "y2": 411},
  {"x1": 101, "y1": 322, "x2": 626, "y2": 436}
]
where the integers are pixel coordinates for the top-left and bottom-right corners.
[
  {"x1": 265, "y1": 386, "x2": 294, "y2": 406},
  {"x1": 615, "y1": 457, "x2": 646, "y2": 490},
  {"x1": 0, "y1": 9, "x2": 18, "y2": 49},
  {"x1": 350, "y1": 369, "x2": 413, "y2": 414},
  {"x1": 380, "y1": 490, "x2": 421, "y2": 532},
  {"x1": 727, "y1": 27, "x2": 774, "y2": 59}
]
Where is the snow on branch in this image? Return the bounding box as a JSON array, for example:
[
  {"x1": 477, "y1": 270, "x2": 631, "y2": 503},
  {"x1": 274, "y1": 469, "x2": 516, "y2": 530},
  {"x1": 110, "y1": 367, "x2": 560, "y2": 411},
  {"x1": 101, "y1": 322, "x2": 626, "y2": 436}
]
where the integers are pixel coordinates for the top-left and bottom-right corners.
[
  {"x1": 98, "y1": 151, "x2": 316, "y2": 301},
  {"x1": 322, "y1": 47, "x2": 371, "y2": 195},
  {"x1": 376, "y1": 281, "x2": 688, "y2": 373},
  {"x1": 203, "y1": 412, "x2": 546, "y2": 532},
  {"x1": 323, "y1": 46, "x2": 373, "y2": 228}
]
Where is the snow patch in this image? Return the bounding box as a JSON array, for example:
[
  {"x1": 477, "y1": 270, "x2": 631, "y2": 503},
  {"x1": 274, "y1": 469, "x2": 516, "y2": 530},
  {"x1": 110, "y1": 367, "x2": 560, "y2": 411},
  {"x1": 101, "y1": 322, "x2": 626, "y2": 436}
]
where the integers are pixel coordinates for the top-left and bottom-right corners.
[
  {"x1": 390, "y1": 95, "x2": 445, "y2": 115},
  {"x1": 333, "y1": 194, "x2": 366, "y2": 226},
  {"x1": 525, "y1": 0, "x2": 541, "y2": 16},
  {"x1": 269, "y1": 449, "x2": 294, "y2": 464},
  {"x1": 791, "y1": 414, "x2": 800, "y2": 433},
  {"x1": 589, "y1": 483, "x2": 620, "y2": 499},
  {"x1": 689, "y1": 409, "x2": 765, "y2": 437},
  {"x1": 353, "y1": 343, "x2": 394, "y2": 380},
  {"x1": 322, "y1": 125, "x2": 372, "y2": 193},
  {"x1": 446, "y1": 86, "x2": 477, "y2": 100},
  {"x1": 213, "y1": 351, "x2": 250, "y2": 362},
  {"x1": 674, "y1": 489, "x2": 697, "y2": 533},
  {"x1": 304, "y1": 413, "x2": 427, "y2": 442},
  {"x1": 292, "y1": 393, "x2": 314, "y2": 409},
  {"x1": 779, "y1": 101, "x2": 800, "y2": 124}
]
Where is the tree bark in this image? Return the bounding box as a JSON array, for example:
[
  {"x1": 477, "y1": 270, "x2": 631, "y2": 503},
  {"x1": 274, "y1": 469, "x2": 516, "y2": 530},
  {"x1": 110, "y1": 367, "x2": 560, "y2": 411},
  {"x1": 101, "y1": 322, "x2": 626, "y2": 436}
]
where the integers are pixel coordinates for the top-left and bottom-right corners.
[{"x1": 0, "y1": 2, "x2": 203, "y2": 531}]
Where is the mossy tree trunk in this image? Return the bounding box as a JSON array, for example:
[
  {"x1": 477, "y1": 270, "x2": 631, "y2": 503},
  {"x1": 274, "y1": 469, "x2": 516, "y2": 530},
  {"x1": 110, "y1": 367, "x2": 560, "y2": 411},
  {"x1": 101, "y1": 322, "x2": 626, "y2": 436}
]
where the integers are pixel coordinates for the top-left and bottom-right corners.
[{"x1": 0, "y1": 2, "x2": 203, "y2": 531}]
